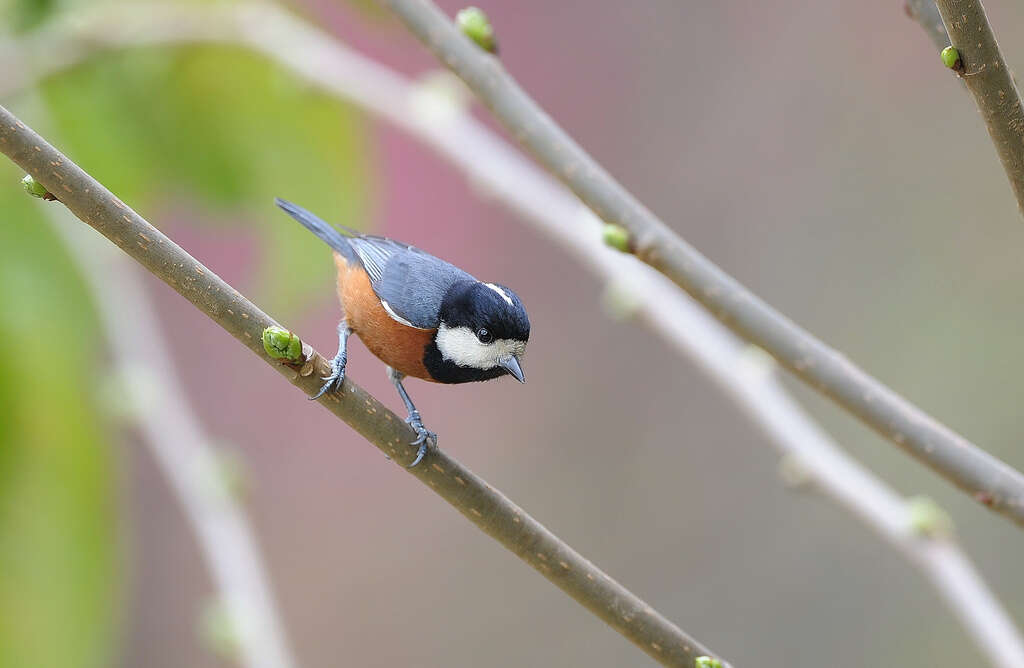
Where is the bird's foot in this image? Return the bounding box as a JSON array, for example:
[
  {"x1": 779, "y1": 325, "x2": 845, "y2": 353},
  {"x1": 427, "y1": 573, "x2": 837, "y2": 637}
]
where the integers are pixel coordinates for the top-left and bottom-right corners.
[
  {"x1": 310, "y1": 353, "x2": 346, "y2": 400},
  {"x1": 405, "y1": 410, "x2": 437, "y2": 468}
]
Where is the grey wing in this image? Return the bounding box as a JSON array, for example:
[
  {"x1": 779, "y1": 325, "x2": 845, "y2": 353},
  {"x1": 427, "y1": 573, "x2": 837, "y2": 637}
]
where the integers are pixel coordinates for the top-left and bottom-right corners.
[
  {"x1": 348, "y1": 235, "x2": 403, "y2": 283},
  {"x1": 348, "y1": 236, "x2": 474, "y2": 329}
]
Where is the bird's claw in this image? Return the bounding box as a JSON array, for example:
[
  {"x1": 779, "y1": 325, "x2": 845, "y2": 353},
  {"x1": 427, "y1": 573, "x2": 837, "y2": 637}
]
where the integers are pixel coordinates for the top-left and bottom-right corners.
[
  {"x1": 405, "y1": 410, "x2": 436, "y2": 468},
  {"x1": 309, "y1": 355, "x2": 346, "y2": 400}
]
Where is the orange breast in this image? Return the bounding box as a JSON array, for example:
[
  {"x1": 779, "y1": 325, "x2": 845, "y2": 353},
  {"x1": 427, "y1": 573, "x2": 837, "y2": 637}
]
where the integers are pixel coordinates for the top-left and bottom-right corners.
[{"x1": 335, "y1": 253, "x2": 437, "y2": 381}]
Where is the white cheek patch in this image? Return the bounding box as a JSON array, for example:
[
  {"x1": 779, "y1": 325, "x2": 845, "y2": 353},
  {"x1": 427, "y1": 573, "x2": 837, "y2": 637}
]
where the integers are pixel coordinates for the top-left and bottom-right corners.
[
  {"x1": 484, "y1": 283, "x2": 514, "y2": 307},
  {"x1": 436, "y1": 324, "x2": 526, "y2": 370}
]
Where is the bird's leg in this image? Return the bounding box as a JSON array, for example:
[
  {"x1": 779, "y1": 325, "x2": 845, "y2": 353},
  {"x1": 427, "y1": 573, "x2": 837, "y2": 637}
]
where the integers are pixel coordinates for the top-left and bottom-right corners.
[
  {"x1": 311, "y1": 320, "x2": 350, "y2": 400},
  {"x1": 386, "y1": 366, "x2": 436, "y2": 468}
]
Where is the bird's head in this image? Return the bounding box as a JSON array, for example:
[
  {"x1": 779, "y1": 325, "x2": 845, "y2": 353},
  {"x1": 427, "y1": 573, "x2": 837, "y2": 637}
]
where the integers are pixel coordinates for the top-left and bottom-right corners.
[{"x1": 434, "y1": 280, "x2": 530, "y2": 383}]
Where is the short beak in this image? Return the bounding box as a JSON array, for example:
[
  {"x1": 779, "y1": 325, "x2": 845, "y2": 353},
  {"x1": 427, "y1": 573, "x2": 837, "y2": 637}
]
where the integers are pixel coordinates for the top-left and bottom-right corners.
[{"x1": 501, "y1": 356, "x2": 525, "y2": 383}]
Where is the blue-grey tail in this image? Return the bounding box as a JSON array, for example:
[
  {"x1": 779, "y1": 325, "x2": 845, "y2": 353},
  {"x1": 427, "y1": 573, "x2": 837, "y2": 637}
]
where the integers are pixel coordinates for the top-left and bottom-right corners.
[{"x1": 275, "y1": 197, "x2": 358, "y2": 262}]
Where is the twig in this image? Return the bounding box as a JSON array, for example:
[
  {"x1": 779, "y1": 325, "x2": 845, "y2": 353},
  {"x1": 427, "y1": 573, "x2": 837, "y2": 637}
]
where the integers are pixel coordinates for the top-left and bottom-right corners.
[
  {"x1": 52, "y1": 215, "x2": 297, "y2": 668},
  {"x1": 0, "y1": 105, "x2": 728, "y2": 668},
  {"x1": 731, "y1": 351, "x2": 1024, "y2": 668},
  {"x1": 4, "y1": 4, "x2": 1021, "y2": 663},
  {"x1": 928, "y1": 0, "x2": 1024, "y2": 215},
  {"x1": 379, "y1": 0, "x2": 1024, "y2": 527},
  {"x1": 905, "y1": 0, "x2": 950, "y2": 49}
]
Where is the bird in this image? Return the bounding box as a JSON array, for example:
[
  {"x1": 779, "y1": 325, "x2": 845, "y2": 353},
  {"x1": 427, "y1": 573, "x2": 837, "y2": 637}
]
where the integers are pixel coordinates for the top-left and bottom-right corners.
[{"x1": 276, "y1": 198, "x2": 530, "y2": 467}]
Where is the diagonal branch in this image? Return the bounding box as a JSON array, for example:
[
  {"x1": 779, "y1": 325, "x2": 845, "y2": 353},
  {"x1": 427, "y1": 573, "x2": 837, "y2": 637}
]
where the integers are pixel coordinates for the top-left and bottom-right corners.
[
  {"x1": 0, "y1": 104, "x2": 729, "y2": 668},
  {"x1": 379, "y1": 0, "x2": 1024, "y2": 527},
  {"x1": 929, "y1": 0, "x2": 1024, "y2": 215},
  {"x1": 732, "y1": 351, "x2": 1024, "y2": 668}
]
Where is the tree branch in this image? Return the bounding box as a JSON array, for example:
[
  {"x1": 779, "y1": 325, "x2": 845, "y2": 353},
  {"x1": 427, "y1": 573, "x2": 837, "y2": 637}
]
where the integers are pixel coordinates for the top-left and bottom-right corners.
[
  {"x1": 928, "y1": 0, "x2": 1024, "y2": 215},
  {"x1": 732, "y1": 352, "x2": 1024, "y2": 668},
  {"x1": 0, "y1": 104, "x2": 728, "y2": 668},
  {"x1": 5, "y1": 4, "x2": 1022, "y2": 663},
  {"x1": 53, "y1": 215, "x2": 297, "y2": 668},
  {"x1": 379, "y1": 0, "x2": 1024, "y2": 527}
]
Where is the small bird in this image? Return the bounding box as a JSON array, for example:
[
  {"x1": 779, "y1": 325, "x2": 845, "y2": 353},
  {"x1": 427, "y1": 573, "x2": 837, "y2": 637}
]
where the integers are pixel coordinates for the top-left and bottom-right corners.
[{"x1": 276, "y1": 198, "x2": 530, "y2": 467}]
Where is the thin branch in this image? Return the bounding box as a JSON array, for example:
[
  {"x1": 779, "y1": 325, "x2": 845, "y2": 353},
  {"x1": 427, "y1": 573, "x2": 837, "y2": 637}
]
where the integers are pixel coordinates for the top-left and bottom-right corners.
[
  {"x1": 4, "y1": 4, "x2": 1021, "y2": 663},
  {"x1": 0, "y1": 105, "x2": 728, "y2": 668},
  {"x1": 905, "y1": 0, "x2": 950, "y2": 49},
  {"x1": 929, "y1": 0, "x2": 1024, "y2": 215},
  {"x1": 379, "y1": 0, "x2": 1024, "y2": 527},
  {"x1": 53, "y1": 216, "x2": 297, "y2": 668},
  {"x1": 731, "y1": 352, "x2": 1024, "y2": 668}
]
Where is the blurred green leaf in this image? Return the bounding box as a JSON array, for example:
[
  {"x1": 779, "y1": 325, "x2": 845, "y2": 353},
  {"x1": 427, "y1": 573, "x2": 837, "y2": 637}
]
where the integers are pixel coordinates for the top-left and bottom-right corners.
[
  {"x1": 197, "y1": 597, "x2": 242, "y2": 662},
  {"x1": 0, "y1": 171, "x2": 117, "y2": 668},
  {"x1": 41, "y1": 44, "x2": 372, "y2": 312},
  {"x1": 3, "y1": 0, "x2": 58, "y2": 32},
  {"x1": 3, "y1": 0, "x2": 234, "y2": 32},
  {"x1": 0, "y1": 36, "x2": 375, "y2": 662}
]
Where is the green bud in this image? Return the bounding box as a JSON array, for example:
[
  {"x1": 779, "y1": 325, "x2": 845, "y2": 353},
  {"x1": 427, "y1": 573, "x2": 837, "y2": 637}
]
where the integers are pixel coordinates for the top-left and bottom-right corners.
[
  {"x1": 602, "y1": 224, "x2": 632, "y2": 253},
  {"x1": 213, "y1": 446, "x2": 249, "y2": 502},
  {"x1": 600, "y1": 280, "x2": 642, "y2": 321},
  {"x1": 411, "y1": 70, "x2": 473, "y2": 124},
  {"x1": 695, "y1": 657, "x2": 723, "y2": 668},
  {"x1": 456, "y1": 7, "x2": 497, "y2": 53},
  {"x1": 941, "y1": 46, "x2": 961, "y2": 70},
  {"x1": 907, "y1": 495, "x2": 954, "y2": 538},
  {"x1": 262, "y1": 326, "x2": 303, "y2": 363},
  {"x1": 21, "y1": 174, "x2": 52, "y2": 200},
  {"x1": 737, "y1": 345, "x2": 775, "y2": 381},
  {"x1": 778, "y1": 453, "x2": 814, "y2": 490},
  {"x1": 198, "y1": 599, "x2": 241, "y2": 661},
  {"x1": 97, "y1": 366, "x2": 162, "y2": 422}
]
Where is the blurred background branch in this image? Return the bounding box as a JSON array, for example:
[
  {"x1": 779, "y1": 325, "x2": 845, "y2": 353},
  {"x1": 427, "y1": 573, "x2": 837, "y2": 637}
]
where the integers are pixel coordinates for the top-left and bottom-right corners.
[
  {"x1": 50, "y1": 211, "x2": 297, "y2": 668},
  {"x1": 379, "y1": 0, "x2": 1024, "y2": 526},
  {"x1": 3, "y1": 1, "x2": 1023, "y2": 664},
  {"x1": 905, "y1": 0, "x2": 950, "y2": 48},
  {"x1": 0, "y1": 105, "x2": 729, "y2": 668}
]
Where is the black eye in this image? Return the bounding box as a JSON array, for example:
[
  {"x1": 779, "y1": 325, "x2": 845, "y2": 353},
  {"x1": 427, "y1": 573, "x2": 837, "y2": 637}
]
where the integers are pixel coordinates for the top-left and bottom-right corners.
[{"x1": 476, "y1": 328, "x2": 493, "y2": 344}]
